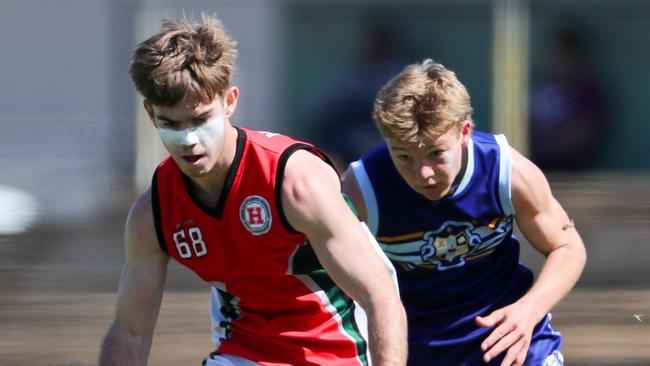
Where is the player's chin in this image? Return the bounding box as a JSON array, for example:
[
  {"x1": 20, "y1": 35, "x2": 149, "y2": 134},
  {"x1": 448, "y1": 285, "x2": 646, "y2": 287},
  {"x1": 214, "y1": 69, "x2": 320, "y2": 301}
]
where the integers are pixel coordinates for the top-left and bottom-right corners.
[
  {"x1": 181, "y1": 161, "x2": 211, "y2": 177},
  {"x1": 424, "y1": 192, "x2": 446, "y2": 201},
  {"x1": 418, "y1": 186, "x2": 449, "y2": 200}
]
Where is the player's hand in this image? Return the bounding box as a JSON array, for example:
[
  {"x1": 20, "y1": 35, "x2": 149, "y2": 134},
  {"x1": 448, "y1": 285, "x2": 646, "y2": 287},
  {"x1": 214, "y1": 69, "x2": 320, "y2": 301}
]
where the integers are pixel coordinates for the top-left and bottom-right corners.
[{"x1": 475, "y1": 302, "x2": 540, "y2": 366}]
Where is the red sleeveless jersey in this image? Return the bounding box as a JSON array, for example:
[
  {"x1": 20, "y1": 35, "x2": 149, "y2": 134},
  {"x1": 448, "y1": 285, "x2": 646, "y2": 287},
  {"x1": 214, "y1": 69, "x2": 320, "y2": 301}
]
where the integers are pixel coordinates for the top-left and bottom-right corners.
[{"x1": 152, "y1": 128, "x2": 369, "y2": 366}]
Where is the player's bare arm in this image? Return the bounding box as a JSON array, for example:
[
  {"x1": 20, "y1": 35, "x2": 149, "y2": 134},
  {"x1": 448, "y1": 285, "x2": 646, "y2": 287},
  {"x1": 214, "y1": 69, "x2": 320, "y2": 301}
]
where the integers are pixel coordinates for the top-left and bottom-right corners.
[
  {"x1": 282, "y1": 150, "x2": 407, "y2": 366},
  {"x1": 510, "y1": 147, "x2": 586, "y2": 323},
  {"x1": 477, "y1": 147, "x2": 587, "y2": 366},
  {"x1": 99, "y1": 188, "x2": 170, "y2": 366}
]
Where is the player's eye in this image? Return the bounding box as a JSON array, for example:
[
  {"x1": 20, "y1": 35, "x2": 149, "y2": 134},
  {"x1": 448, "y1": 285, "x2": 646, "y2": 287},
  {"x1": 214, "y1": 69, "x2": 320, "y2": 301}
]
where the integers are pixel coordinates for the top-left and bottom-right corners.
[
  {"x1": 160, "y1": 121, "x2": 179, "y2": 129},
  {"x1": 191, "y1": 118, "x2": 208, "y2": 127}
]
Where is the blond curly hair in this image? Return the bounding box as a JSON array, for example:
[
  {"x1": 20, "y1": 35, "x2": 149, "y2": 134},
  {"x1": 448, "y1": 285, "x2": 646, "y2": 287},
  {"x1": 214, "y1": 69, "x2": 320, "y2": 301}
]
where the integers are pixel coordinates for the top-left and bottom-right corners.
[{"x1": 373, "y1": 59, "x2": 474, "y2": 143}]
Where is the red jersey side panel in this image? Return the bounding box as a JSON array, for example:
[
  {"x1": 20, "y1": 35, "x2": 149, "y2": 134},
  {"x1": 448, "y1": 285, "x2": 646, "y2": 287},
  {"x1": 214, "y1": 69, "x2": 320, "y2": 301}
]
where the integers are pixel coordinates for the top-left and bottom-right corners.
[{"x1": 152, "y1": 128, "x2": 369, "y2": 366}]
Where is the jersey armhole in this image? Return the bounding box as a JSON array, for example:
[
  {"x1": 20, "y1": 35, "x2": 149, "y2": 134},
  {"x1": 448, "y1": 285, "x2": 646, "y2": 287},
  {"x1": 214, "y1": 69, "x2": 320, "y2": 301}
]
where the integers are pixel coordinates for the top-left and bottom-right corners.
[
  {"x1": 150, "y1": 167, "x2": 168, "y2": 253},
  {"x1": 494, "y1": 134, "x2": 516, "y2": 216},
  {"x1": 275, "y1": 144, "x2": 336, "y2": 234},
  {"x1": 349, "y1": 160, "x2": 379, "y2": 236}
]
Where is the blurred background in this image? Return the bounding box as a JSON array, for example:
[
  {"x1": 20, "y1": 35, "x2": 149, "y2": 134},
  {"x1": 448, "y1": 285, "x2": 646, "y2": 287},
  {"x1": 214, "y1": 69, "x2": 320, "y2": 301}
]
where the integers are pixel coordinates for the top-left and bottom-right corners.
[{"x1": 1, "y1": 0, "x2": 648, "y2": 365}]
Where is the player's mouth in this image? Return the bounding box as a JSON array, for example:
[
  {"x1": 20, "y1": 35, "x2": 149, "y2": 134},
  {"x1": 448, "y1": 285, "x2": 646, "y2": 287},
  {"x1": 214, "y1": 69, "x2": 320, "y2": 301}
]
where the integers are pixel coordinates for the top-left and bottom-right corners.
[
  {"x1": 419, "y1": 184, "x2": 450, "y2": 200},
  {"x1": 420, "y1": 184, "x2": 440, "y2": 191},
  {"x1": 182, "y1": 154, "x2": 205, "y2": 165}
]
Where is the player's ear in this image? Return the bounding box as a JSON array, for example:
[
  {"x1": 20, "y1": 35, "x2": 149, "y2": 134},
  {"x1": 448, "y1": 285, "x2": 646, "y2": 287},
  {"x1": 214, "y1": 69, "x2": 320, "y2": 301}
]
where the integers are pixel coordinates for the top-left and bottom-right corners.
[
  {"x1": 223, "y1": 87, "x2": 239, "y2": 119},
  {"x1": 143, "y1": 99, "x2": 156, "y2": 125},
  {"x1": 459, "y1": 120, "x2": 473, "y2": 145}
]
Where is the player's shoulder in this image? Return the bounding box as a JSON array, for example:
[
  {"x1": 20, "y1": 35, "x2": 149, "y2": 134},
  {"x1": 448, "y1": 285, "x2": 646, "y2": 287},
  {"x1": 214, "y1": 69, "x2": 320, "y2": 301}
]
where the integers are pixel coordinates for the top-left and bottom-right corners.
[
  {"x1": 284, "y1": 149, "x2": 337, "y2": 184},
  {"x1": 281, "y1": 149, "x2": 339, "y2": 210},
  {"x1": 243, "y1": 128, "x2": 309, "y2": 153},
  {"x1": 128, "y1": 188, "x2": 153, "y2": 223},
  {"x1": 124, "y1": 188, "x2": 162, "y2": 257},
  {"x1": 510, "y1": 146, "x2": 542, "y2": 183},
  {"x1": 280, "y1": 149, "x2": 345, "y2": 235},
  {"x1": 509, "y1": 146, "x2": 551, "y2": 208}
]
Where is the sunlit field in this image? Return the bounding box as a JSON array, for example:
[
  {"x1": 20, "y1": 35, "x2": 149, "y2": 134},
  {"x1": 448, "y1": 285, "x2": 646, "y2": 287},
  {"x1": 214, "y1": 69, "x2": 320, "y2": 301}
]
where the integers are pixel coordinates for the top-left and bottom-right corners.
[{"x1": 1, "y1": 173, "x2": 649, "y2": 365}]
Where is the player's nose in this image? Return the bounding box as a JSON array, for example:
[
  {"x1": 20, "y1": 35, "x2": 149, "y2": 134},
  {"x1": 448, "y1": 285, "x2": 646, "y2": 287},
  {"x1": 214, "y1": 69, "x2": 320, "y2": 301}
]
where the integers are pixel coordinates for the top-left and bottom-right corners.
[{"x1": 418, "y1": 161, "x2": 435, "y2": 181}]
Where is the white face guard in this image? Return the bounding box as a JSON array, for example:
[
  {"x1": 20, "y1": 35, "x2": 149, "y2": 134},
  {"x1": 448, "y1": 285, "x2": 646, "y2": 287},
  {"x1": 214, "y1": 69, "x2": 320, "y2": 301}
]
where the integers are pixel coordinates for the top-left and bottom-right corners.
[{"x1": 157, "y1": 114, "x2": 225, "y2": 147}]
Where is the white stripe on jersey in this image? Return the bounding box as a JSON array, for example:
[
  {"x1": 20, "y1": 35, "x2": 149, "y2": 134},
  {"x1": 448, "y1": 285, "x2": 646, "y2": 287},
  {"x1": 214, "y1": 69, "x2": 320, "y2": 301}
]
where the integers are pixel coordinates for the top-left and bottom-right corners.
[
  {"x1": 451, "y1": 137, "x2": 475, "y2": 198},
  {"x1": 204, "y1": 353, "x2": 260, "y2": 366},
  {"x1": 494, "y1": 134, "x2": 515, "y2": 216},
  {"x1": 350, "y1": 160, "x2": 379, "y2": 235}
]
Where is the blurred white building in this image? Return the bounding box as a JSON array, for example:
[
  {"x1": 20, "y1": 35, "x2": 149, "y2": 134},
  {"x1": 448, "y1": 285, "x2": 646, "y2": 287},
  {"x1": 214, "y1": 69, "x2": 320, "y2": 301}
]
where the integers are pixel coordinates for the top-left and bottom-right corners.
[{"x1": 0, "y1": 0, "x2": 284, "y2": 228}]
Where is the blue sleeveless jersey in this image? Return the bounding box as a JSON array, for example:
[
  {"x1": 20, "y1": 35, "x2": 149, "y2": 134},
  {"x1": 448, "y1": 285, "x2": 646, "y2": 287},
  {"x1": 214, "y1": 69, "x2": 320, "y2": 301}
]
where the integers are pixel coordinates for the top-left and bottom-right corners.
[{"x1": 351, "y1": 131, "x2": 563, "y2": 365}]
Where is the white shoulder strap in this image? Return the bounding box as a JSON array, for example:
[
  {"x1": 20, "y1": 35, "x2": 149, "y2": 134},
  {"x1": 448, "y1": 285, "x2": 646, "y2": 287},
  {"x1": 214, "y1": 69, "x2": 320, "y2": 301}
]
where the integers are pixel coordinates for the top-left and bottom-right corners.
[
  {"x1": 349, "y1": 160, "x2": 379, "y2": 235},
  {"x1": 494, "y1": 134, "x2": 515, "y2": 216}
]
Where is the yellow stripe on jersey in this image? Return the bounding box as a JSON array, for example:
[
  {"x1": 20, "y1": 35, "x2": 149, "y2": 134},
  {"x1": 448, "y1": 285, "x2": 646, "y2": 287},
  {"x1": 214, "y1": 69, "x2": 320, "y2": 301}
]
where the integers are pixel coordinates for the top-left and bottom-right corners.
[{"x1": 377, "y1": 231, "x2": 425, "y2": 243}]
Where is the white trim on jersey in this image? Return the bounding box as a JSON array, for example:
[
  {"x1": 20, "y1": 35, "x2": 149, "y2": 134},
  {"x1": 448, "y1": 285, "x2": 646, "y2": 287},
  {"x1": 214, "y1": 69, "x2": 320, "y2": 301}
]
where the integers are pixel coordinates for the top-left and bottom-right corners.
[
  {"x1": 293, "y1": 274, "x2": 371, "y2": 366},
  {"x1": 204, "y1": 353, "x2": 260, "y2": 366},
  {"x1": 360, "y1": 222, "x2": 400, "y2": 294},
  {"x1": 350, "y1": 160, "x2": 379, "y2": 235},
  {"x1": 451, "y1": 137, "x2": 475, "y2": 198},
  {"x1": 494, "y1": 134, "x2": 515, "y2": 216}
]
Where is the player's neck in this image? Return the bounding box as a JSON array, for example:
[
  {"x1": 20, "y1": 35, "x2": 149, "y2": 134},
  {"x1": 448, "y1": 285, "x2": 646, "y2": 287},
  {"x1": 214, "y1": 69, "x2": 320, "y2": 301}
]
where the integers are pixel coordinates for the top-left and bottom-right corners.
[{"x1": 451, "y1": 144, "x2": 469, "y2": 188}]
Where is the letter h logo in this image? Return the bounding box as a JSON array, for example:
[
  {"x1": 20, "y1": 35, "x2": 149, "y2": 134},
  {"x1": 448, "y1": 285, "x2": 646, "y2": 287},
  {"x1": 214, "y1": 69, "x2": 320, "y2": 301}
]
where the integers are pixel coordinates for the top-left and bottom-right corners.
[
  {"x1": 246, "y1": 206, "x2": 264, "y2": 225},
  {"x1": 240, "y1": 196, "x2": 272, "y2": 235}
]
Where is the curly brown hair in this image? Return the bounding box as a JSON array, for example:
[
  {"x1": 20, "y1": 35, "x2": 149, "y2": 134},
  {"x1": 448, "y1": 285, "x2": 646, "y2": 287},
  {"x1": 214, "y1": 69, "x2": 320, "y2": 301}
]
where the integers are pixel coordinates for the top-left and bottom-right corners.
[
  {"x1": 373, "y1": 59, "x2": 474, "y2": 143},
  {"x1": 129, "y1": 14, "x2": 237, "y2": 106}
]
